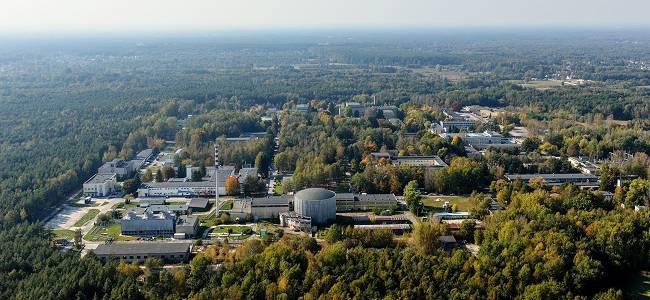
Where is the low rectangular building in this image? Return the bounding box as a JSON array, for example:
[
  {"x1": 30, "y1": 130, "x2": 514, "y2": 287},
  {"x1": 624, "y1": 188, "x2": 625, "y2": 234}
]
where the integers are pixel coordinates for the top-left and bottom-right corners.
[
  {"x1": 280, "y1": 212, "x2": 312, "y2": 232},
  {"x1": 137, "y1": 166, "x2": 235, "y2": 197},
  {"x1": 504, "y1": 173, "x2": 598, "y2": 186},
  {"x1": 394, "y1": 156, "x2": 448, "y2": 169},
  {"x1": 175, "y1": 215, "x2": 199, "y2": 238},
  {"x1": 94, "y1": 242, "x2": 191, "y2": 263},
  {"x1": 83, "y1": 173, "x2": 117, "y2": 197},
  {"x1": 121, "y1": 211, "x2": 175, "y2": 237},
  {"x1": 230, "y1": 196, "x2": 290, "y2": 220},
  {"x1": 98, "y1": 159, "x2": 136, "y2": 178},
  {"x1": 148, "y1": 204, "x2": 189, "y2": 215},
  {"x1": 189, "y1": 198, "x2": 209, "y2": 210},
  {"x1": 336, "y1": 193, "x2": 398, "y2": 211}
]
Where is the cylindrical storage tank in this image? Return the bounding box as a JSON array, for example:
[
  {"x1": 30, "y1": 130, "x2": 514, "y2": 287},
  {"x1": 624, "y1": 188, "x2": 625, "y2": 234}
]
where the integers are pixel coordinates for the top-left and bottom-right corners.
[{"x1": 294, "y1": 188, "x2": 336, "y2": 225}]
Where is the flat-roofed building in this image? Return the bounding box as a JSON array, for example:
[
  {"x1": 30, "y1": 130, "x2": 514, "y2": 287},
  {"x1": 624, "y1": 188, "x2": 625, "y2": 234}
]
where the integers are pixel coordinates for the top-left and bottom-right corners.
[
  {"x1": 120, "y1": 211, "x2": 175, "y2": 237},
  {"x1": 238, "y1": 167, "x2": 258, "y2": 183},
  {"x1": 83, "y1": 173, "x2": 117, "y2": 197},
  {"x1": 175, "y1": 215, "x2": 199, "y2": 238},
  {"x1": 137, "y1": 166, "x2": 235, "y2": 197},
  {"x1": 432, "y1": 212, "x2": 472, "y2": 220},
  {"x1": 336, "y1": 193, "x2": 398, "y2": 211},
  {"x1": 354, "y1": 224, "x2": 411, "y2": 233},
  {"x1": 189, "y1": 198, "x2": 209, "y2": 210},
  {"x1": 229, "y1": 196, "x2": 290, "y2": 220},
  {"x1": 98, "y1": 159, "x2": 136, "y2": 177},
  {"x1": 251, "y1": 196, "x2": 290, "y2": 219},
  {"x1": 369, "y1": 152, "x2": 448, "y2": 169},
  {"x1": 439, "y1": 111, "x2": 477, "y2": 132},
  {"x1": 279, "y1": 212, "x2": 312, "y2": 232},
  {"x1": 394, "y1": 156, "x2": 448, "y2": 169},
  {"x1": 148, "y1": 204, "x2": 189, "y2": 215},
  {"x1": 94, "y1": 242, "x2": 191, "y2": 263},
  {"x1": 439, "y1": 131, "x2": 520, "y2": 150},
  {"x1": 504, "y1": 173, "x2": 598, "y2": 186}
]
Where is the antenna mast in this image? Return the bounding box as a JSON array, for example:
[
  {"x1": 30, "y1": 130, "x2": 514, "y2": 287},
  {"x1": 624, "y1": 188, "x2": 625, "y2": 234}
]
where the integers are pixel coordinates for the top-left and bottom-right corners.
[{"x1": 215, "y1": 140, "x2": 220, "y2": 218}]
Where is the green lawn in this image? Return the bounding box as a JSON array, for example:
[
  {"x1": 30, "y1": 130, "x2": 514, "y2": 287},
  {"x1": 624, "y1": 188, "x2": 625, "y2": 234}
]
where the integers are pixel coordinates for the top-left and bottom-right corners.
[
  {"x1": 73, "y1": 209, "x2": 100, "y2": 227},
  {"x1": 52, "y1": 229, "x2": 76, "y2": 240},
  {"x1": 200, "y1": 214, "x2": 218, "y2": 227},
  {"x1": 112, "y1": 202, "x2": 138, "y2": 209},
  {"x1": 422, "y1": 196, "x2": 475, "y2": 212},
  {"x1": 212, "y1": 225, "x2": 251, "y2": 234},
  {"x1": 627, "y1": 271, "x2": 650, "y2": 299},
  {"x1": 219, "y1": 199, "x2": 233, "y2": 210},
  {"x1": 84, "y1": 222, "x2": 136, "y2": 242}
]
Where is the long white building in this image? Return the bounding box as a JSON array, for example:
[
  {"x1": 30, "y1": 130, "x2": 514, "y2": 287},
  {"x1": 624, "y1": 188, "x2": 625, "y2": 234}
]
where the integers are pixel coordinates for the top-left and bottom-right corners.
[{"x1": 137, "y1": 166, "x2": 235, "y2": 197}]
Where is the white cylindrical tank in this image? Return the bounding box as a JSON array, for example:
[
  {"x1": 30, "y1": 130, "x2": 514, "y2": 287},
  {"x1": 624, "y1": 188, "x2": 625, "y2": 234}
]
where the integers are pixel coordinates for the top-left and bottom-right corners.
[{"x1": 293, "y1": 188, "x2": 336, "y2": 225}]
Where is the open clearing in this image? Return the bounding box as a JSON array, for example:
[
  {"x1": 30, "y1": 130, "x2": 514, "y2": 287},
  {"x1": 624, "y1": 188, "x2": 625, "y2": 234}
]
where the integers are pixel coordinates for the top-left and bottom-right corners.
[
  {"x1": 422, "y1": 195, "x2": 475, "y2": 212},
  {"x1": 509, "y1": 79, "x2": 564, "y2": 90},
  {"x1": 84, "y1": 223, "x2": 136, "y2": 242},
  {"x1": 73, "y1": 209, "x2": 100, "y2": 227}
]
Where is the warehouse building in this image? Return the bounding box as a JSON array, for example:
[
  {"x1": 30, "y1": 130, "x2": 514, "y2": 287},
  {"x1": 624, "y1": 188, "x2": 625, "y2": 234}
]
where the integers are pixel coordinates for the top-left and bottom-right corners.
[
  {"x1": 94, "y1": 242, "x2": 192, "y2": 263},
  {"x1": 230, "y1": 196, "x2": 290, "y2": 220}
]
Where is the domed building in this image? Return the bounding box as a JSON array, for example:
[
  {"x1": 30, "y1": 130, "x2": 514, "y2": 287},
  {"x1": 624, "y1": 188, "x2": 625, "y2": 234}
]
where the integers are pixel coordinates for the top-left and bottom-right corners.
[{"x1": 293, "y1": 188, "x2": 336, "y2": 225}]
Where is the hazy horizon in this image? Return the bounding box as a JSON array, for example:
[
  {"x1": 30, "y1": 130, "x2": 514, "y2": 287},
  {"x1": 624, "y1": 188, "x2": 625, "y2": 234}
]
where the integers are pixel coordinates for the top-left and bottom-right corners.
[{"x1": 2, "y1": 0, "x2": 650, "y2": 34}]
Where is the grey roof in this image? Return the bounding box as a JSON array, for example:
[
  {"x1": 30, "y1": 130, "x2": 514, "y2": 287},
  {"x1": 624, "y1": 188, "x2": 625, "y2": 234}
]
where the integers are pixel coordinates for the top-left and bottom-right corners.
[
  {"x1": 189, "y1": 198, "x2": 209, "y2": 208},
  {"x1": 504, "y1": 173, "x2": 597, "y2": 181},
  {"x1": 356, "y1": 194, "x2": 397, "y2": 202},
  {"x1": 177, "y1": 215, "x2": 198, "y2": 226},
  {"x1": 148, "y1": 204, "x2": 189, "y2": 212},
  {"x1": 354, "y1": 224, "x2": 411, "y2": 230},
  {"x1": 295, "y1": 188, "x2": 335, "y2": 201},
  {"x1": 251, "y1": 195, "x2": 290, "y2": 207},
  {"x1": 94, "y1": 242, "x2": 191, "y2": 256},
  {"x1": 84, "y1": 173, "x2": 116, "y2": 184},
  {"x1": 438, "y1": 235, "x2": 457, "y2": 243},
  {"x1": 136, "y1": 149, "x2": 153, "y2": 159}
]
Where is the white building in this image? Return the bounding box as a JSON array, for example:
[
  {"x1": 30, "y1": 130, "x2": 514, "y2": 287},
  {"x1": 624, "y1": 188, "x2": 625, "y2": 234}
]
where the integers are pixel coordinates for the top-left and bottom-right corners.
[
  {"x1": 137, "y1": 166, "x2": 235, "y2": 197},
  {"x1": 98, "y1": 159, "x2": 137, "y2": 177},
  {"x1": 83, "y1": 173, "x2": 117, "y2": 197},
  {"x1": 279, "y1": 212, "x2": 312, "y2": 232},
  {"x1": 439, "y1": 131, "x2": 520, "y2": 150}
]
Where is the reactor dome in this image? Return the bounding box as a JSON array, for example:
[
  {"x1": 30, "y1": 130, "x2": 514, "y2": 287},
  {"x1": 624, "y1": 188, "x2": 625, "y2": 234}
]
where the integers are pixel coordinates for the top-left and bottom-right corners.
[{"x1": 293, "y1": 188, "x2": 336, "y2": 225}]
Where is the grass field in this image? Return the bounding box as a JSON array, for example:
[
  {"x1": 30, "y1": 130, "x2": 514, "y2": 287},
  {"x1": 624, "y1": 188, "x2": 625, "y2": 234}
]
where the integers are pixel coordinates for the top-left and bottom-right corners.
[
  {"x1": 422, "y1": 196, "x2": 475, "y2": 212},
  {"x1": 200, "y1": 214, "x2": 218, "y2": 227},
  {"x1": 627, "y1": 271, "x2": 650, "y2": 299},
  {"x1": 112, "y1": 202, "x2": 138, "y2": 209},
  {"x1": 212, "y1": 225, "x2": 251, "y2": 234},
  {"x1": 219, "y1": 199, "x2": 233, "y2": 210},
  {"x1": 83, "y1": 223, "x2": 136, "y2": 242},
  {"x1": 52, "y1": 229, "x2": 76, "y2": 240},
  {"x1": 509, "y1": 79, "x2": 563, "y2": 90},
  {"x1": 410, "y1": 67, "x2": 467, "y2": 82},
  {"x1": 73, "y1": 209, "x2": 100, "y2": 227}
]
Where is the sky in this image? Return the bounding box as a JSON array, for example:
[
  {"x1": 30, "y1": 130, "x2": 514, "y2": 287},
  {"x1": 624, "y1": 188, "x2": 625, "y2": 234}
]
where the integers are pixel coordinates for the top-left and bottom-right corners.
[{"x1": 1, "y1": 0, "x2": 649, "y2": 33}]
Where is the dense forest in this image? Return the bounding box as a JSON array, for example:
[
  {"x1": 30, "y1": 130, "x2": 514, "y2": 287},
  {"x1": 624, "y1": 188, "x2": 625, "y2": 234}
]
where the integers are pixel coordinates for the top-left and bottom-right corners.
[{"x1": 1, "y1": 30, "x2": 649, "y2": 299}]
